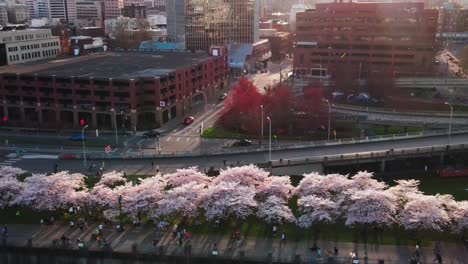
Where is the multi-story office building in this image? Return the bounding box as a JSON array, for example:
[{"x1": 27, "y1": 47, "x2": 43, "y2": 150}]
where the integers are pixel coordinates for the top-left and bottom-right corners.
[
  {"x1": 122, "y1": 0, "x2": 145, "y2": 6},
  {"x1": 7, "y1": 4, "x2": 29, "y2": 24},
  {"x1": 0, "y1": 28, "x2": 60, "y2": 66},
  {"x1": 438, "y1": 3, "x2": 468, "y2": 33},
  {"x1": 293, "y1": 2, "x2": 438, "y2": 87},
  {"x1": 153, "y1": 0, "x2": 166, "y2": 9},
  {"x1": 166, "y1": 0, "x2": 185, "y2": 47},
  {"x1": 0, "y1": 50, "x2": 229, "y2": 130},
  {"x1": 177, "y1": 0, "x2": 259, "y2": 52},
  {"x1": 0, "y1": 4, "x2": 8, "y2": 26},
  {"x1": 76, "y1": 1, "x2": 104, "y2": 20},
  {"x1": 48, "y1": 0, "x2": 77, "y2": 22},
  {"x1": 103, "y1": 0, "x2": 120, "y2": 19},
  {"x1": 122, "y1": 3, "x2": 146, "y2": 19},
  {"x1": 26, "y1": 0, "x2": 49, "y2": 19}
]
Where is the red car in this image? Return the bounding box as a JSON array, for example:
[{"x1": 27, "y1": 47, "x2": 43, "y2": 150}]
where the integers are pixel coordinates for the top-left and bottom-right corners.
[{"x1": 182, "y1": 116, "x2": 194, "y2": 125}]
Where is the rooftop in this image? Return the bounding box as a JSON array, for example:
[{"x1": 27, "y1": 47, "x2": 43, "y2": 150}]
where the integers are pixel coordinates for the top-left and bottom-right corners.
[{"x1": 0, "y1": 51, "x2": 212, "y2": 80}]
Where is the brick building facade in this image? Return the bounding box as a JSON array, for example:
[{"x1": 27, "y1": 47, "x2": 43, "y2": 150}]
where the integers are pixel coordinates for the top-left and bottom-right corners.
[
  {"x1": 0, "y1": 50, "x2": 228, "y2": 130},
  {"x1": 293, "y1": 2, "x2": 438, "y2": 91}
]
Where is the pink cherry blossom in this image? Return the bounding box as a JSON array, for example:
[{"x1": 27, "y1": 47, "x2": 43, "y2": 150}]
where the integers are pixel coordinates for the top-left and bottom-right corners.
[
  {"x1": 297, "y1": 195, "x2": 340, "y2": 228},
  {"x1": 399, "y1": 194, "x2": 451, "y2": 231},
  {"x1": 162, "y1": 167, "x2": 211, "y2": 188},
  {"x1": 0, "y1": 166, "x2": 25, "y2": 178},
  {"x1": 347, "y1": 171, "x2": 387, "y2": 192},
  {"x1": 256, "y1": 176, "x2": 294, "y2": 200},
  {"x1": 95, "y1": 171, "x2": 126, "y2": 188},
  {"x1": 257, "y1": 195, "x2": 295, "y2": 224},
  {"x1": 213, "y1": 165, "x2": 269, "y2": 188},
  {"x1": 0, "y1": 176, "x2": 23, "y2": 208},
  {"x1": 156, "y1": 181, "x2": 207, "y2": 218},
  {"x1": 202, "y1": 181, "x2": 257, "y2": 221},
  {"x1": 451, "y1": 201, "x2": 468, "y2": 233},
  {"x1": 294, "y1": 172, "x2": 351, "y2": 199},
  {"x1": 345, "y1": 189, "x2": 397, "y2": 227}
]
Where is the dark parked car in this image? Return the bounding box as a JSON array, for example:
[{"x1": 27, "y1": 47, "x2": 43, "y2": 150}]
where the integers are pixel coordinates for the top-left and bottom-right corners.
[
  {"x1": 232, "y1": 139, "x2": 253, "y2": 147},
  {"x1": 218, "y1": 93, "x2": 228, "y2": 101},
  {"x1": 68, "y1": 134, "x2": 85, "y2": 141},
  {"x1": 182, "y1": 116, "x2": 195, "y2": 125},
  {"x1": 143, "y1": 130, "x2": 160, "y2": 138}
]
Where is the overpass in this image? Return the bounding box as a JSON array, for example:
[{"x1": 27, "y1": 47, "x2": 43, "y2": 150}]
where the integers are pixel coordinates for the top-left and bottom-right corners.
[
  {"x1": 394, "y1": 77, "x2": 468, "y2": 89},
  {"x1": 332, "y1": 104, "x2": 468, "y2": 126},
  {"x1": 9, "y1": 131, "x2": 468, "y2": 175}
]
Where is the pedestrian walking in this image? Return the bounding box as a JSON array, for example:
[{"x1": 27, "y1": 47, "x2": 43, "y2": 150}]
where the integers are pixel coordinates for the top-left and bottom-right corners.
[
  {"x1": 69, "y1": 220, "x2": 74, "y2": 229},
  {"x1": 54, "y1": 163, "x2": 58, "y2": 173},
  {"x1": 281, "y1": 233, "x2": 286, "y2": 244},
  {"x1": 272, "y1": 225, "x2": 277, "y2": 236},
  {"x1": 151, "y1": 161, "x2": 154, "y2": 170},
  {"x1": 1, "y1": 225, "x2": 7, "y2": 237},
  {"x1": 156, "y1": 165, "x2": 160, "y2": 174},
  {"x1": 334, "y1": 246, "x2": 338, "y2": 256},
  {"x1": 153, "y1": 239, "x2": 159, "y2": 247}
]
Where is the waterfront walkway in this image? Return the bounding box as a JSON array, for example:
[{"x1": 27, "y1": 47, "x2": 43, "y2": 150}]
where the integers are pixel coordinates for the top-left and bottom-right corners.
[{"x1": 3, "y1": 223, "x2": 468, "y2": 263}]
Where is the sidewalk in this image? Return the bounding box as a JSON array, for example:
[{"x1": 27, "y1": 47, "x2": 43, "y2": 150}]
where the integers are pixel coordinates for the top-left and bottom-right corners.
[{"x1": 3, "y1": 223, "x2": 467, "y2": 263}]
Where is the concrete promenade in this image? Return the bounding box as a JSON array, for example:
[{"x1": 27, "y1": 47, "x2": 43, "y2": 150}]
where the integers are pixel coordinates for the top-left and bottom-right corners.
[{"x1": 2, "y1": 223, "x2": 468, "y2": 263}]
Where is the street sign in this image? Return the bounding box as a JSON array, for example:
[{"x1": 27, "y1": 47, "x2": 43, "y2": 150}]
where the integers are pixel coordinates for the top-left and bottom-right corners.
[{"x1": 105, "y1": 145, "x2": 111, "y2": 153}]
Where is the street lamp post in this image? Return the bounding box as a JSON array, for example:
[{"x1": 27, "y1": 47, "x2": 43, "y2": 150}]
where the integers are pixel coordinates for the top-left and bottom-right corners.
[
  {"x1": 323, "y1": 99, "x2": 331, "y2": 141},
  {"x1": 445, "y1": 102, "x2": 453, "y2": 145},
  {"x1": 266, "y1": 116, "x2": 271, "y2": 162},
  {"x1": 260, "y1": 105, "x2": 264, "y2": 145},
  {"x1": 82, "y1": 125, "x2": 88, "y2": 168},
  {"x1": 111, "y1": 109, "x2": 118, "y2": 145}
]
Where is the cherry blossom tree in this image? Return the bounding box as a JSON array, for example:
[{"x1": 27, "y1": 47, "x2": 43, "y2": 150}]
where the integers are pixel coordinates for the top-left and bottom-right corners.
[
  {"x1": 213, "y1": 165, "x2": 269, "y2": 189},
  {"x1": 256, "y1": 176, "x2": 294, "y2": 200},
  {"x1": 95, "y1": 171, "x2": 126, "y2": 188},
  {"x1": 297, "y1": 195, "x2": 340, "y2": 228},
  {"x1": 0, "y1": 176, "x2": 23, "y2": 208},
  {"x1": 0, "y1": 166, "x2": 25, "y2": 178},
  {"x1": 345, "y1": 189, "x2": 397, "y2": 228},
  {"x1": 202, "y1": 181, "x2": 257, "y2": 221},
  {"x1": 451, "y1": 201, "x2": 468, "y2": 233},
  {"x1": 256, "y1": 195, "x2": 295, "y2": 224},
  {"x1": 156, "y1": 181, "x2": 207, "y2": 219},
  {"x1": 388, "y1": 179, "x2": 422, "y2": 210},
  {"x1": 347, "y1": 171, "x2": 387, "y2": 192},
  {"x1": 15, "y1": 172, "x2": 88, "y2": 211},
  {"x1": 162, "y1": 167, "x2": 211, "y2": 188},
  {"x1": 120, "y1": 176, "x2": 165, "y2": 220},
  {"x1": 294, "y1": 172, "x2": 351, "y2": 200},
  {"x1": 399, "y1": 194, "x2": 451, "y2": 231}
]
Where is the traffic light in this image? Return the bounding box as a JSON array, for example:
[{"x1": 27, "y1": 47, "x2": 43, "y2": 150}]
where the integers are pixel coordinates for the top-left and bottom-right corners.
[{"x1": 80, "y1": 119, "x2": 86, "y2": 126}]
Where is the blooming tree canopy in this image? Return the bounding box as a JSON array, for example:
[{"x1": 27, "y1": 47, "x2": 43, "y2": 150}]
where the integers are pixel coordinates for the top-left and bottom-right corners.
[
  {"x1": 15, "y1": 172, "x2": 88, "y2": 211},
  {"x1": 0, "y1": 166, "x2": 25, "y2": 178},
  {"x1": 400, "y1": 194, "x2": 451, "y2": 231},
  {"x1": 345, "y1": 189, "x2": 397, "y2": 227},
  {"x1": 214, "y1": 165, "x2": 269, "y2": 188},
  {"x1": 297, "y1": 195, "x2": 340, "y2": 228},
  {"x1": 256, "y1": 195, "x2": 295, "y2": 224},
  {"x1": 0, "y1": 176, "x2": 23, "y2": 208},
  {"x1": 95, "y1": 171, "x2": 126, "y2": 188},
  {"x1": 119, "y1": 176, "x2": 165, "y2": 220},
  {"x1": 347, "y1": 171, "x2": 387, "y2": 192},
  {"x1": 202, "y1": 181, "x2": 257, "y2": 221},
  {"x1": 388, "y1": 179, "x2": 423, "y2": 209},
  {"x1": 156, "y1": 181, "x2": 207, "y2": 218},
  {"x1": 256, "y1": 176, "x2": 294, "y2": 200},
  {"x1": 294, "y1": 173, "x2": 351, "y2": 201},
  {"x1": 451, "y1": 201, "x2": 468, "y2": 233},
  {"x1": 162, "y1": 167, "x2": 211, "y2": 188}
]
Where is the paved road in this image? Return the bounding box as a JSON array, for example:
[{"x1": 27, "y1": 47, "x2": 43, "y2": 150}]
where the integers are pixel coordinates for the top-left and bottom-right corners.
[
  {"x1": 8, "y1": 133, "x2": 468, "y2": 175},
  {"x1": 4, "y1": 224, "x2": 468, "y2": 264},
  {"x1": 250, "y1": 60, "x2": 293, "y2": 90},
  {"x1": 333, "y1": 105, "x2": 468, "y2": 126}
]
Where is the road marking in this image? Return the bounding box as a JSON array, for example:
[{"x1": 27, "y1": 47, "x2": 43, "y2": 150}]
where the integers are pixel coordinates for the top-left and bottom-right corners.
[
  {"x1": 166, "y1": 137, "x2": 172, "y2": 142},
  {"x1": 176, "y1": 137, "x2": 181, "y2": 142}
]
